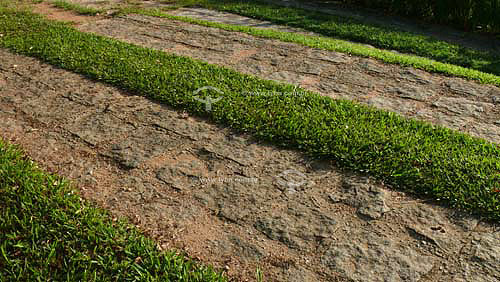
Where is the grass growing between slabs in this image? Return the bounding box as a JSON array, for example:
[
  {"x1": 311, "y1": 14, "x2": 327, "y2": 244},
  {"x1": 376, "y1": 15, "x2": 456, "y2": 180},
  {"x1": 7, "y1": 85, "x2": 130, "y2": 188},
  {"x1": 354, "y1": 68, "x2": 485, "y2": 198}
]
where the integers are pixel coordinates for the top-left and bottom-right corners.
[
  {"x1": 0, "y1": 8, "x2": 499, "y2": 223},
  {"x1": 0, "y1": 140, "x2": 226, "y2": 281},
  {"x1": 168, "y1": 0, "x2": 500, "y2": 76},
  {"x1": 50, "y1": 0, "x2": 500, "y2": 86}
]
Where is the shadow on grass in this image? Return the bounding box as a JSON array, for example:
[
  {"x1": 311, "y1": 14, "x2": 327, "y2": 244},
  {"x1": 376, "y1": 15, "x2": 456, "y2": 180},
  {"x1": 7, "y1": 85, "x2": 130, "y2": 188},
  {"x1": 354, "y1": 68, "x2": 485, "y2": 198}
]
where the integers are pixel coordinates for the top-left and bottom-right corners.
[{"x1": 184, "y1": 0, "x2": 500, "y2": 76}]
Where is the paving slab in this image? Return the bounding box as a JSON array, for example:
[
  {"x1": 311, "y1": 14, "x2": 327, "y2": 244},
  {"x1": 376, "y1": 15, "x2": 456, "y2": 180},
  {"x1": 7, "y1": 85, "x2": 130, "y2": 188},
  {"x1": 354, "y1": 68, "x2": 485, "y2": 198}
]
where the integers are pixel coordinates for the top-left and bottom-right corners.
[
  {"x1": 76, "y1": 13, "x2": 500, "y2": 144},
  {"x1": 2, "y1": 48, "x2": 499, "y2": 281}
]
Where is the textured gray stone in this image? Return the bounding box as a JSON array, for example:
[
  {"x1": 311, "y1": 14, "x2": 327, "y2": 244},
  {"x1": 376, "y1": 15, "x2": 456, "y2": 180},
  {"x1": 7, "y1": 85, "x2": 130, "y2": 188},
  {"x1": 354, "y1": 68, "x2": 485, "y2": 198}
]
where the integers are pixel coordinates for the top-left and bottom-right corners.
[
  {"x1": 254, "y1": 210, "x2": 337, "y2": 249},
  {"x1": 307, "y1": 50, "x2": 350, "y2": 64},
  {"x1": 449, "y1": 232, "x2": 500, "y2": 282},
  {"x1": 156, "y1": 158, "x2": 205, "y2": 190},
  {"x1": 466, "y1": 232, "x2": 500, "y2": 270},
  {"x1": 490, "y1": 88, "x2": 500, "y2": 104},
  {"x1": 432, "y1": 97, "x2": 488, "y2": 117},
  {"x1": 389, "y1": 86, "x2": 434, "y2": 102},
  {"x1": 398, "y1": 69, "x2": 432, "y2": 84},
  {"x1": 103, "y1": 127, "x2": 182, "y2": 168},
  {"x1": 320, "y1": 231, "x2": 435, "y2": 282},
  {"x1": 69, "y1": 113, "x2": 135, "y2": 146},
  {"x1": 329, "y1": 177, "x2": 390, "y2": 220},
  {"x1": 445, "y1": 80, "x2": 480, "y2": 96},
  {"x1": 361, "y1": 61, "x2": 387, "y2": 74}
]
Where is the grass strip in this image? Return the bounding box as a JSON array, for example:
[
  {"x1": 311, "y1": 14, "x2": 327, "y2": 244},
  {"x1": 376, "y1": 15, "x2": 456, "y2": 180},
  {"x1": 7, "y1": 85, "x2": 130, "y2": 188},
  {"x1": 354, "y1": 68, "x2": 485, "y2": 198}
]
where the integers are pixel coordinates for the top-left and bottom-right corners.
[
  {"x1": 0, "y1": 9, "x2": 499, "y2": 221},
  {"x1": 0, "y1": 140, "x2": 226, "y2": 281},
  {"x1": 51, "y1": 0, "x2": 102, "y2": 16},
  {"x1": 111, "y1": 6, "x2": 500, "y2": 87},
  {"x1": 44, "y1": 0, "x2": 500, "y2": 86},
  {"x1": 170, "y1": 0, "x2": 500, "y2": 76}
]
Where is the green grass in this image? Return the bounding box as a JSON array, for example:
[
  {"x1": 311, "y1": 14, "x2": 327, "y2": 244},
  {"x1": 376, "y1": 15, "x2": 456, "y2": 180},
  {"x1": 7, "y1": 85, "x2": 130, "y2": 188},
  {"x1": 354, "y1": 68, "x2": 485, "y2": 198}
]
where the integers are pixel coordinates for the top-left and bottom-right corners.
[
  {"x1": 171, "y1": 0, "x2": 500, "y2": 76},
  {"x1": 0, "y1": 140, "x2": 226, "y2": 281},
  {"x1": 0, "y1": 8, "x2": 499, "y2": 222},
  {"x1": 121, "y1": 6, "x2": 500, "y2": 87},
  {"x1": 51, "y1": 0, "x2": 102, "y2": 15},
  {"x1": 44, "y1": 0, "x2": 500, "y2": 86}
]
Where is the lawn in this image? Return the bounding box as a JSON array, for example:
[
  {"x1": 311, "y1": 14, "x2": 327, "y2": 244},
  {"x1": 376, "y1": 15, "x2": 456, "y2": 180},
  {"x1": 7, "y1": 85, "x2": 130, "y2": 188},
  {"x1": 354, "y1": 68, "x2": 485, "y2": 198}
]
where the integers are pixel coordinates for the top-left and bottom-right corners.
[
  {"x1": 169, "y1": 0, "x2": 500, "y2": 76},
  {"x1": 39, "y1": 0, "x2": 500, "y2": 86},
  {"x1": 0, "y1": 140, "x2": 226, "y2": 281},
  {"x1": 1, "y1": 7, "x2": 498, "y2": 222}
]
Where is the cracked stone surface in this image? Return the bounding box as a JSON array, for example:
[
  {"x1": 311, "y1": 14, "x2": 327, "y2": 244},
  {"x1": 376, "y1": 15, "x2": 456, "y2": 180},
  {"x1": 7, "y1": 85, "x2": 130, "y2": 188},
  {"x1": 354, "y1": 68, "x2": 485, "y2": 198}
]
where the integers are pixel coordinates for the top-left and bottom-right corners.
[
  {"x1": 2, "y1": 48, "x2": 499, "y2": 281},
  {"x1": 77, "y1": 13, "x2": 500, "y2": 144},
  {"x1": 329, "y1": 177, "x2": 390, "y2": 220},
  {"x1": 320, "y1": 230, "x2": 436, "y2": 282}
]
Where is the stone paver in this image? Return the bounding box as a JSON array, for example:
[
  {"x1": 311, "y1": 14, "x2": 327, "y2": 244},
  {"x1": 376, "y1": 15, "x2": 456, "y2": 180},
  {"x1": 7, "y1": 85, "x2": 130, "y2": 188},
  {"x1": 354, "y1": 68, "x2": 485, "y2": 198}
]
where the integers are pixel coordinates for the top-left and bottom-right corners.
[{"x1": 79, "y1": 13, "x2": 500, "y2": 144}]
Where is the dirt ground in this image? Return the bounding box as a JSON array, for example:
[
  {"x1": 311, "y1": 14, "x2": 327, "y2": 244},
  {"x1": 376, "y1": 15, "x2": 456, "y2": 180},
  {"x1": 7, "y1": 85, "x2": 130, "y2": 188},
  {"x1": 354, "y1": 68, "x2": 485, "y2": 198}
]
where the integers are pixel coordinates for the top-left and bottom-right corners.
[{"x1": 1, "y1": 2, "x2": 499, "y2": 282}]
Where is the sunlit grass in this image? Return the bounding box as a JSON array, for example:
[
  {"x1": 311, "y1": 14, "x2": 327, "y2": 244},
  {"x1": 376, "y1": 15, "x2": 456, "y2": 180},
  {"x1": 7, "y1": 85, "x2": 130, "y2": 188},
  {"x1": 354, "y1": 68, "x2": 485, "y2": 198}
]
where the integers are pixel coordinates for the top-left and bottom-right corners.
[{"x1": 1, "y1": 8, "x2": 498, "y2": 222}]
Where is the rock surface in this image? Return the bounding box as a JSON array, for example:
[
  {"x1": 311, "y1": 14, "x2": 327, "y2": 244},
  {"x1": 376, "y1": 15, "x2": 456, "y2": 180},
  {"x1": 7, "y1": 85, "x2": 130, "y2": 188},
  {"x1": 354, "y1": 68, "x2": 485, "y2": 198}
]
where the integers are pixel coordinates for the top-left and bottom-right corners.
[
  {"x1": 1, "y1": 49, "x2": 499, "y2": 282},
  {"x1": 78, "y1": 13, "x2": 500, "y2": 144}
]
